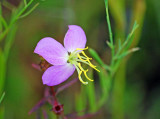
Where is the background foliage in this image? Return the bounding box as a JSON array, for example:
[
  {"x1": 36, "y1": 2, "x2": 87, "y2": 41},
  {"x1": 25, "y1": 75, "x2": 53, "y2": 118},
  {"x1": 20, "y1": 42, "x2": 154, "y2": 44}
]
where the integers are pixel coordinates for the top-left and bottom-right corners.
[{"x1": 0, "y1": 0, "x2": 160, "y2": 119}]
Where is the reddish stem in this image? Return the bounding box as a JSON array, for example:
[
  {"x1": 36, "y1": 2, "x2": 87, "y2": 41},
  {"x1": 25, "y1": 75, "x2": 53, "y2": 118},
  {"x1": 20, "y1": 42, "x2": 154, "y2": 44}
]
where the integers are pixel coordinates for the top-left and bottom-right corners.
[{"x1": 50, "y1": 86, "x2": 58, "y2": 106}]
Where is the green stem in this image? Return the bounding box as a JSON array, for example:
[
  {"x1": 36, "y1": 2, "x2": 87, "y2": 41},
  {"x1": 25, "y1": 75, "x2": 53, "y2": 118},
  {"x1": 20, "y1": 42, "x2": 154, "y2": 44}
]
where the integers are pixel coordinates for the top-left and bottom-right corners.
[{"x1": 104, "y1": 0, "x2": 114, "y2": 66}]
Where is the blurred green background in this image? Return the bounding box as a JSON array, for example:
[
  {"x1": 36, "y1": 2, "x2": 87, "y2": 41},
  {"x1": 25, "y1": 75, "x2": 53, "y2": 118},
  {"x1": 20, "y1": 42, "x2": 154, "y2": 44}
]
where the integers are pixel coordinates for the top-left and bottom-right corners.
[{"x1": 0, "y1": 0, "x2": 160, "y2": 119}]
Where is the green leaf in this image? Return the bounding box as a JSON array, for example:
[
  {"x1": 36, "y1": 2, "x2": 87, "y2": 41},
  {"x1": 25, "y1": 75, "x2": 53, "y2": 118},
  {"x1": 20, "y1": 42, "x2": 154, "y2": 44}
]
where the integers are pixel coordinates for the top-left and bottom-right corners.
[
  {"x1": 125, "y1": 22, "x2": 139, "y2": 48},
  {"x1": 18, "y1": 2, "x2": 39, "y2": 19},
  {"x1": 104, "y1": 0, "x2": 113, "y2": 46},
  {"x1": 89, "y1": 48, "x2": 110, "y2": 71},
  {"x1": 114, "y1": 47, "x2": 139, "y2": 60},
  {"x1": 115, "y1": 21, "x2": 139, "y2": 57},
  {"x1": 106, "y1": 40, "x2": 113, "y2": 49},
  {"x1": 0, "y1": 92, "x2": 5, "y2": 104}
]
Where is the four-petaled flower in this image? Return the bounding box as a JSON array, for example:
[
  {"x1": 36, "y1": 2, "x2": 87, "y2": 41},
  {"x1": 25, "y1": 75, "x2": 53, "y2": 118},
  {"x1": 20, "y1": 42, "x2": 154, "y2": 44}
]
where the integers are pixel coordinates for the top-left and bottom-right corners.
[{"x1": 34, "y1": 25, "x2": 100, "y2": 86}]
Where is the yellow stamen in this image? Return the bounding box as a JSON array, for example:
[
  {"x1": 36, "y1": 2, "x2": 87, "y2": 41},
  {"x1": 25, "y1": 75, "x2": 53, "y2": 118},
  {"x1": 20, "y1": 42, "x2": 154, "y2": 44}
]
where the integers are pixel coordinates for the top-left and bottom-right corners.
[
  {"x1": 84, "y1": 69, "x2": 93, "y2": 81},
  {"x1": 70, "y1": 46, "x2": 100, "y2": 85},
  {"x1": 81, "y1": 51, "x2": 89, "y2": 59},
  {"x1": 77, "y1": 54, "x2": 88, "y2": 62},
  {"x1": 87, "y1": 59, "x2": 97, "y2": 68},
  {"x1": 78, "y1": 63, "x2": 84, "y2": 71},
  {"x1": 78, "y1": 71, "x2": 88, "y2": 85},
  {"x1": 86, "y1": 59, "x2": 100, "y2": 72},
  {"x1": 78, "y1": 63, "x2": 93, "y2": 82},
  {"x1": 76, "y1": 46, "x2": 88, "y2": 51},
  {"x1": 80, "y1": 51, "x2": 100, "y2": 72}
]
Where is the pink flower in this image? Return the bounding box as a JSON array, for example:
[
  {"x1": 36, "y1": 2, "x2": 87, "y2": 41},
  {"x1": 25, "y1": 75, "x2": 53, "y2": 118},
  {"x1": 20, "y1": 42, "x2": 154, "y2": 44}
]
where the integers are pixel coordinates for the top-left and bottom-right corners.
[{"x1": 34, "y1": 25, "x2": 99, "y2": 86}]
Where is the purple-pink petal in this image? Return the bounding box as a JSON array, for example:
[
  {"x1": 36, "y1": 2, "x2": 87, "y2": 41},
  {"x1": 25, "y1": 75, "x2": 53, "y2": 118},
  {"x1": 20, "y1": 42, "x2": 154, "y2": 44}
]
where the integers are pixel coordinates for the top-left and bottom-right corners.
[
  {"x1": 34, "y1": 37, "x2": 68, "y2": 65},
  {"x1": 64, "y1": 25, "x2": 87, "y2": 52},
  {"x1": 42, "y1": 63, "x2": 75, "y2": 86}
]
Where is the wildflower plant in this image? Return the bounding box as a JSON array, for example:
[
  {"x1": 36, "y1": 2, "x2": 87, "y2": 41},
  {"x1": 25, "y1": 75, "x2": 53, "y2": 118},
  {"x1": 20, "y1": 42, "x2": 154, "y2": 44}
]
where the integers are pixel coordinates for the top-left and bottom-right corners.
[
  {"x1": 0, "y1": 0, "x2": 145, "y2": 118},
  {"x1": 31, "y1": 0, "x2": 140, "y2": 118},
  {"x1": 34, "y1": 25, "x2": 100, "y2": 86}
]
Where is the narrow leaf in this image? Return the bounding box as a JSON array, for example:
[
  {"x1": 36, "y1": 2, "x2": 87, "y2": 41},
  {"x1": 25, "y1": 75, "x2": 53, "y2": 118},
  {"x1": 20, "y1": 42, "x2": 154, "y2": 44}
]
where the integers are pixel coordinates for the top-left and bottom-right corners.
[
  {"x1": 106, "y1": 40, "x2": 113, "y2": 49},
  {"x1": 0, "y1": 92, "x2": 5, "y2": 104},
  {"x1": 124, "y1": 21, "x2": 139, "y2": 50},
  {"x1": 18, "y1": 3, "x2": 39, "y2": 19},
  {"x1": 89, "y1": 48, "x2": 110, "y2": 71},
  {"x1": 114, "y1": 47, "x2": 139, "y2": 60}
]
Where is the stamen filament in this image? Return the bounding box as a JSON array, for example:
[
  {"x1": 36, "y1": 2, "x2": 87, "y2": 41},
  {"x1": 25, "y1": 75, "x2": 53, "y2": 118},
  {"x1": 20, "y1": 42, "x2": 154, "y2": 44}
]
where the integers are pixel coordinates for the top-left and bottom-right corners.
[
  {"x1": 81, "y1": 56, "x2": 92, "y2": 60},
  {"x1": 77, "y1": 54, "x2": 88, "y2": 61},
  {"x1": 76, "y1": 59, "x2": 100, "y2": 72}
]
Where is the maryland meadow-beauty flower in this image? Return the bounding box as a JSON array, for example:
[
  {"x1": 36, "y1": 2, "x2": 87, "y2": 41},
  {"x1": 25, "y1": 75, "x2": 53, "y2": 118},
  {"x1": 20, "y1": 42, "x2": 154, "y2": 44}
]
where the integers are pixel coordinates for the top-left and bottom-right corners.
[{"x1": 34, "y1": 25, "x2": 100, "y2": 86}]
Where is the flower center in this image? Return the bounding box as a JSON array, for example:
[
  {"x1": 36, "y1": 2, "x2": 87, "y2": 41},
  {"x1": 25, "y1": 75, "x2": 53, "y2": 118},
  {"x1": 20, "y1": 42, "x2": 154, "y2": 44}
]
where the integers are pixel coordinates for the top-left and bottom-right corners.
[{"x1": 68, "y1": 47, "x2": 100, "y2": 85}]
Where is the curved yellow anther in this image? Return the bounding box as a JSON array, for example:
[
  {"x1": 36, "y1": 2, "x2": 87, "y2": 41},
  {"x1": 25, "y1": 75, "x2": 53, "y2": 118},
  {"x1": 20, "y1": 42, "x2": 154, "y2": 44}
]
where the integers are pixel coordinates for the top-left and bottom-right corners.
[
  {"x1": 78, "y1": 71, "x2": 88, "y2": 85},
  {"x1": 84, "y1": 69, "x2": 93, "y2": 81},
  {"x1": 76, "y1": 46, "x2": 88, "y2": 51}
]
